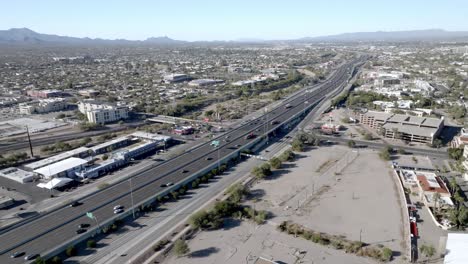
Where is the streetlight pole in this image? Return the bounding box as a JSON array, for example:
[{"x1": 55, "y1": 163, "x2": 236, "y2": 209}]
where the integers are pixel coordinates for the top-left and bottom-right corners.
[{"x1": 129, "y1": 178, "x2": 135, "y2": 219}]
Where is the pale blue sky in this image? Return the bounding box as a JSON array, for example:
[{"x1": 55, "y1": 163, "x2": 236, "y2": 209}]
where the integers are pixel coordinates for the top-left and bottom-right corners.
[{"x1": 1, "y1": 0, "x2": 467, "y2": 41}]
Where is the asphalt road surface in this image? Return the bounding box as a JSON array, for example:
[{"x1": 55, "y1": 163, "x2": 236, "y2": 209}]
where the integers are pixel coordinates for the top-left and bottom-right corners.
[{"x1": 0, "y1": 57, "x2": 365, "y2": 263}]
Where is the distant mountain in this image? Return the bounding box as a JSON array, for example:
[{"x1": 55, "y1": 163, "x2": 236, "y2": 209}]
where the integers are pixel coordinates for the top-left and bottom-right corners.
[
  {"x1": 1, "y1": 28, "x2": 468, "y2": 45},
  {"x1": 298, "y1": 29, "x2": 468, "y2": 42},
  {"x1": 0, "y1": 28, "x2": 185, "y2": 45},
  {"x1": 144, "y1": 36, "x2": 185, "y2": 44}
]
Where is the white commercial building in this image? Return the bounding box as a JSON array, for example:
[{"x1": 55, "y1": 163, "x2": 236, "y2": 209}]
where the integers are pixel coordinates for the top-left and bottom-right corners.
[
  {"x1": 34, "y1": 157, "x2": 88, "y2": 180},
  {"x1": 444, "y1": 233, "x2": 468, "y2": 264},
  {"x1": 78, "y1": 101, "x2": 129, "y2": 124},
  {"x1": 0, "y1": 167, "x2": 35, "y2": 183},
  {"x1": 25, "y1": 146, "x2": 91, "y2": 170},
  {"x1": 19, "y1": 98, "x2": 67, "y2": 115}
]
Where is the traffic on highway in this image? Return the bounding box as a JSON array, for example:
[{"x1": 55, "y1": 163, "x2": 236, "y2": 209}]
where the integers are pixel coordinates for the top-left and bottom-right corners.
[{"x1": 0, "y1": 57, "x2": 366, "y2": 263}]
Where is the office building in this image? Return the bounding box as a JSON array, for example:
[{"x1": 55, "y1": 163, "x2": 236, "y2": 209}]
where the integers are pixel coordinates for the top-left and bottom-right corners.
[
  {"x1": 359, "y1": 111, "x2": 444, "y2": 144},
  {"x1": 78, "y1": 101, "x2": 129, "y2": 124},
  {"x1": 19, "y1": 98, "x2": 67, "y2": 115}
]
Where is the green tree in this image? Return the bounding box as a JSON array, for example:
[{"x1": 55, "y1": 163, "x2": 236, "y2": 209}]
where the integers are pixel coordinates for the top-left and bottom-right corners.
[
  {"x1": 87, "y1": 239, "x2": 97, "y2": 248},
  {"x1": 291, "y1": 138, "x2": 305, "y2": 152},
  {"x1": 347, "y1": 140, "x2": 356, "y2": 148},
  {"x1": 50, "y1": 256, "x2": 62, "y2": 264},
  {"x1": 174, "y1": 239, "x2": 190, "y2": 257},
  {"x1": 34, "y1": 257, "x2": 47, "y2": 264},
  {"x1": 66, "y1": 245, "x2": 77, "y2": 257},
  {"x1": 189, "y1": 210, "x2": 210, "y2": 229},
  {"x1": 433, "y1": 192, "x2": 441, "y2": 213},
  {"x1": 269, "y1": 157, "x2": 282, "y2": 169}
]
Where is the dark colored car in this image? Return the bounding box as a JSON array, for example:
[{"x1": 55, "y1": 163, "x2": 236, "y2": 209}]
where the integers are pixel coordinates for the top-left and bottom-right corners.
[
  {"x1": 78, "y1": 223, "x2": 90, "y2": 229},
  {"x1": 10, "y1": 252, "x2": 24, "y2": 258},
  {"x1": 24, "y1": 254, "x2": 40, "y2": 260},
  {"x1": 69, "y1": 201, "x2": 82, "y2": 207},
  {"x1": 76, "y1": 228, "x2": 87, "y2": 234}
]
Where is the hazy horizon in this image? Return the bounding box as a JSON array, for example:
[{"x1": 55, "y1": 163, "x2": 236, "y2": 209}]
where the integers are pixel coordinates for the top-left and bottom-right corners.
[{"x1": 1, "y1": 0, "x2": 468, "y2": 41}]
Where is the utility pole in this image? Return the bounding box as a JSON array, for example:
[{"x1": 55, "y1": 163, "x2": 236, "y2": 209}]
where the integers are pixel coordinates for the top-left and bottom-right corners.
[{"x1": 25, "y1": 125, "x2": 34, "y2": 157}]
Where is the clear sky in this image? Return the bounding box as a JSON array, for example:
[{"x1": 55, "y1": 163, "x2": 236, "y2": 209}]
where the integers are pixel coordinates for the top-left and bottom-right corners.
[{"x1": 1, "y1": 0, "x2": 467, "y2": 41}]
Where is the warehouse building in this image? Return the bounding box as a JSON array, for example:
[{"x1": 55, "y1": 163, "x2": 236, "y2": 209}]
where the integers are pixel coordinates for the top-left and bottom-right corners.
[
  {"x1": 359, "y1": 111, "x2": 444, "y2": 144},
  {"x1": 25, "y1": 146, "x2": 91, "y2": 170},
  {"x1": 34, "y1": 157, "x2": 89, "y2": 180}
]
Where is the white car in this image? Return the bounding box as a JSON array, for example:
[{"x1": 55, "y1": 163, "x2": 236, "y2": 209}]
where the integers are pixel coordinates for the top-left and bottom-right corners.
[
  {"x1": 114, "y1": 208, "x2": 124, "y2": 214},
  {"x1": 113, "y1": 205, "x2": 124, "y2": 211}
]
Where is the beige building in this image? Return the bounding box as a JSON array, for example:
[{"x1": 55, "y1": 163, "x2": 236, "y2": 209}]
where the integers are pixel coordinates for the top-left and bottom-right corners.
[
  {"x1": 359, "y1": 111, "x2": 444, "y2": 144},
  {"x1": 19, "y1": 98, "x2": 67, "y2": 115},
  {"x1": 78, "y1": 101, "x2": 128, "y2": 124}
]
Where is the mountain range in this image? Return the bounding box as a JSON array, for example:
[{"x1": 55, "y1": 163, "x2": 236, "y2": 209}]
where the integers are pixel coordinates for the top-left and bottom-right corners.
[{"x1": 1, "y1": 28, "x2": 468, "y2": 45}]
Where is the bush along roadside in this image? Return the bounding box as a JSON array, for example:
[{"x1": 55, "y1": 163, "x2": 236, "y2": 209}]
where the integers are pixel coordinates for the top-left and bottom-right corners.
[{"x1": 277, "y1": 221, "x2": 394, "y2": 262}]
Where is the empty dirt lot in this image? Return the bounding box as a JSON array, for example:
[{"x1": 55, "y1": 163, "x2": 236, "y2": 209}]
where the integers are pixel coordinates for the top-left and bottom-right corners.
[{"x1": 165, "y1": 145, "x2": 407, "y2": 264}]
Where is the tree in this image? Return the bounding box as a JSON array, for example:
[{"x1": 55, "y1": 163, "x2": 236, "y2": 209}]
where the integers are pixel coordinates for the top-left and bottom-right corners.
[
  {"x1": 50, "y1": 256, "x2": 62, "y2": 264},
  {"x1": 347, "y1": 140, "x2": 356, "y2": 148},
  {"x1": 174, "y1": 239, "x2": 190, "y2": 257},
  {"x1": 448, "y1": 147, "x2": 464, "y2": 160},
  {"x1": 87, "y1": 239, "x2": 97, "y2": 248},
  {"x1": 279, "y1": 149, "x2": 295, "y2": 162},
  {"x1": 189, "y1": 210, "x2": 210, "y2": 229},
  {"x1": 379, "y1": 148, "x2": 391, "y2": 160},
  {"x1": 66, "y1": 245, "x2": 77, "y2": 257},
  {"x1": 34, "y1": 257, "x2": 47, "y2": 264},
  {"x1": 269, "y1": 157, "x2": 282, "y2": 169},
  {"x1": 291, "y1": 138, "x2": 305, "y2": 152},
  {"x1": 252, "y1": 163, "x2": 272, "y2": 179}
]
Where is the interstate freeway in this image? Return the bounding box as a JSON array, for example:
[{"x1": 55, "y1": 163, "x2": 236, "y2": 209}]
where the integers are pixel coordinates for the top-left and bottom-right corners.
[{"x1": 0, "y1": 57, "x2": 365, "y2": 263}]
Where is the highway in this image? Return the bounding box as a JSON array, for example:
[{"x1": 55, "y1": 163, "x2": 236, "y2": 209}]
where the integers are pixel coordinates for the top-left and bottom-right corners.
[{"x1": 0, "y1": 57, "x2": 365, "y2": 263}]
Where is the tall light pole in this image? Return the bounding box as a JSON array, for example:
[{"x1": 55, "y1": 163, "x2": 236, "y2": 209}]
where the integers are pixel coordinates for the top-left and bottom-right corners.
[
  {"x1": 129, "y1": 178, "x2": 135, "y2": 219},
  {"x1": 25, "y1": 125, "x2": 34, "y2": 157}
]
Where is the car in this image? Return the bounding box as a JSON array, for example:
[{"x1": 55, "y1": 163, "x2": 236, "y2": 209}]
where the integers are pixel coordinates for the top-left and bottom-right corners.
[
  {"x1": 76, "y1": 228, "x2": 87, "y2": 234},
  {"x1": 235, "y1": 144, "x2": 242, "y2": 148},
  {"x1": 166, "y1": 182, "x2": 174, "y2": 186},
  {"x1": 205, "y1": 157, "x2": 213, "y2": 161},
  {"x1": 24, "y1": 254, "x2": 40, "y2": 260},
  {"x1": 114, "y1": 208, "x2": 124, "y2": 214},
  {"x1": 78, "y1": 223, "x2": 90, "y2": 229},
  {"x1": 10, "y1": 252, "x2": 24, "y2": 258},
  {"x1": 113, "y1": 205, "x2": 124, "y2": 211},
  {"x1": 181, "y1": 169, "x2": 189, "y2": 173},
  {"x1": 245, "y1": 133, "x2": 256, "y2": 140},
  {"x1": 271, "y1": 120, "x2": 280, "y2": 125},
  {"x1": 285, "y1": 104, "x2": 292, "y2": 109},
  {"x1": 69, "y1": 201, "x2": 82, "y2": 207}
]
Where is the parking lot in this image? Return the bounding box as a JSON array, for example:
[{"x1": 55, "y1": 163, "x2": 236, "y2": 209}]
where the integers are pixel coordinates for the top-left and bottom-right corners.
[{"x1": 166, "y1": 145, "x2": 407, "y2": 263}]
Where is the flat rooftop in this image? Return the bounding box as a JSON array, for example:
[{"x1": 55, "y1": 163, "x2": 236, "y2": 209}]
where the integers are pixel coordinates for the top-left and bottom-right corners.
[
  {"x1": 34, "y1": 157, "x2": 88, "y2": 178},
  {"x1": 25, "y1": 146, "x2": 90, "y2": 170},
  {"x1": 445, "y1": 233, "x2": 468, "y2": 264},
  {"x1": 0, "y1": 167, "x2": 35, "y2": 180}
]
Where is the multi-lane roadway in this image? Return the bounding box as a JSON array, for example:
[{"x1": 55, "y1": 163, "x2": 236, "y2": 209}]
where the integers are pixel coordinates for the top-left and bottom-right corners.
[{"x1": 0, "y1": 57, "x2": 365, "y2": 263}]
